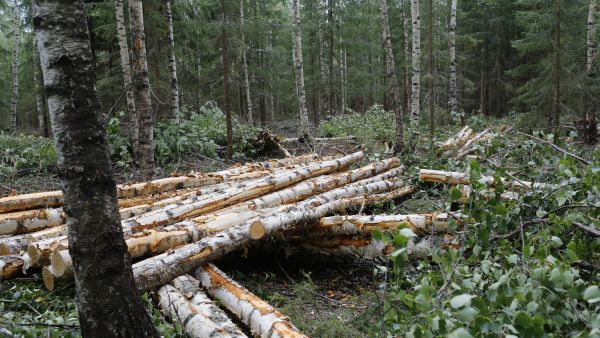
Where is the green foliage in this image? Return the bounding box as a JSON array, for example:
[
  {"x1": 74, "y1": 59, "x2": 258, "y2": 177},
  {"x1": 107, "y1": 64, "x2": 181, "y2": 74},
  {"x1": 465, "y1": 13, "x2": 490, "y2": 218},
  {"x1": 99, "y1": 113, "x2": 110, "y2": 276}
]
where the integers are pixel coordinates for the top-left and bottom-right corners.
[
  {"x1": 377, "y1": 132, "x2": 600, "y2": 337},
  {"x1": 0, "y1": 133, "x2": 56, "y2": 177},
  {"x1": 320, "y1": 104, "x2": 395, "y2": 147}
]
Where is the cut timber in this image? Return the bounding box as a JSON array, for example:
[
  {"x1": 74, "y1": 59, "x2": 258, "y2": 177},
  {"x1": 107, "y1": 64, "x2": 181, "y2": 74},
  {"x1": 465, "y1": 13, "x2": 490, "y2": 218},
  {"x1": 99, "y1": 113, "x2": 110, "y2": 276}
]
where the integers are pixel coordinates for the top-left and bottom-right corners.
[
  {"x1": 441, "y1": 126, "x2": 474, "y2": 151},
  {"x1": 157, "y1": 275, "x2": 247, "y2": 338},
  {"x1": 0, "y1": 225, "x2": 67, "y2": 256},
  {"x1": 197, "y1": 264, "x2": 307, "y2": 338},
  {"x1": 419, "y1": 169, "x2": 552, "y2": 191},
  {"x1": 0, "y1": 154, "x2": 323, "y2": 214},
  {"x1": 132, "y1": 185, "x2": 414, "y2": 292},
  {"x1": 122, "y1": 152, "x2": 364, "y2": 233},
  {"x1": 298, "y1": 235, "x2": 449, "y2": 261},
  {"x1": 0, "y1": 208, "x2": 66, "y2": 236},
  {"x1": 42, "y1": 265, "x2": 72, "y2": 291},
  {"x1": 28, "y1": 236, "x2": 67, "y2": 267},
  {"x1": 312, "y1": 213, "x2": 461, "y2": 236},
  {"x1": 0, "y1": 255, "x2": 25, "y2": 280},
  {"x1": 50, "y1": 248, "x2": 72, "y2": 277}
]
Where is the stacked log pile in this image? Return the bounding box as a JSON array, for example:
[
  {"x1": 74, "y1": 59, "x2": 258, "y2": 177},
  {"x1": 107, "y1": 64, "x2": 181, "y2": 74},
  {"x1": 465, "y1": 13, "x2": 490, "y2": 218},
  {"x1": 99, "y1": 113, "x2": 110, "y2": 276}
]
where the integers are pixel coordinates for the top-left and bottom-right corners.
[{"x1": 0, "y1": 152, "x2": 463, "y2": 337}]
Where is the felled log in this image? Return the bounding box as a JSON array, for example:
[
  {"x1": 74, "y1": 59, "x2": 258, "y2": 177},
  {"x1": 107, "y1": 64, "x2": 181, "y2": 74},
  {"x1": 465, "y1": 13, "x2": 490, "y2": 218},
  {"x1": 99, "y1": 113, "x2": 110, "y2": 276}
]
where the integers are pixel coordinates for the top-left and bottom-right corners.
[
  {"x1": 42, "y1": 265, "x2": 72, "y2": 291},
  {"x1": 419, "y1": 169, "x2": 552, "y2": 191},
  {"x1": 310, "y1": 213, "x2": 461, "y2": 236},
  {"x1": 27, "y1": 236, "x2": 67, "y2": 267},
  {"x1": 157, "y1": 275, "x2": 247, "y2": 338},
  {"x1": 131, "y1": 185, "x2": 414, "y2": 292},
  {"x1": 0, "y1": 208, "x2": 66, "y2": 236},
  {"x1": 0, "y1": 154, "x2": 323, "y2": 214},
  {"x1": 441, "y1": 126, "x2": 474, "y2": 151},
  {"x1": 51, "y1": 177, "x2": 410, "y2": 279},
  {"x1": 0, "y1": 225, "x2": 67, "y2": 256},
  {"x1": 196, "y1": 264, "x2": 307, "y2": 338},
  {"x1": 297, "y1": 235, "x2": 451, "y2": 261},
  {"x1": 121, "y1": 152, "x2": 364, "y2": 234},
  {"x1": 0, "y1": 255, "x2": 27, "y2": 280},
  {"x1": 50, "y1": 248, "x2": 72, "y2": 277}
]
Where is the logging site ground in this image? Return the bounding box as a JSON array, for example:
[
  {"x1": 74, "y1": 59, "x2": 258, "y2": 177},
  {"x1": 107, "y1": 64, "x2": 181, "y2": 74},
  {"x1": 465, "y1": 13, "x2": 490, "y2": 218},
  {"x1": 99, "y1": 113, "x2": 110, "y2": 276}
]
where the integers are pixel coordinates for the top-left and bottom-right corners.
[{"x1": 1, "y1": 112, "x2": 599, "y2": 338}]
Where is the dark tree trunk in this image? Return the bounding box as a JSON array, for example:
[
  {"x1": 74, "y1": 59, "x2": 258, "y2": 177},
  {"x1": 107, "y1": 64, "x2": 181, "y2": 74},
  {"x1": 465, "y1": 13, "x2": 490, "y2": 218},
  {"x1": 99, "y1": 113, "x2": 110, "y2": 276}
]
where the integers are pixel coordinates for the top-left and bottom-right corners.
[
  {"x1": 32, "y1": 1, "x2": 159, "y2": 336},
  {"x1": 128, "y1": 0, "x2": 154, "y2": 180},
  {"x1": 220, "y1": 0, "x2": 233, "y2": 160},
  {"x1": 552, "y1": 0, "x2": 561, "y2": 129}
]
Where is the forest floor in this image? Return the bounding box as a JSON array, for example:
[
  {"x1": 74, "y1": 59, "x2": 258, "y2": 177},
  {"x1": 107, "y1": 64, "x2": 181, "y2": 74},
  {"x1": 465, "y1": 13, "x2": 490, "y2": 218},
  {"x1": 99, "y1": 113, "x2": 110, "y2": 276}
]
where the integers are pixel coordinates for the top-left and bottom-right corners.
[{"x1": 1, "y1": 113, "x2": 598, "y2": 337}]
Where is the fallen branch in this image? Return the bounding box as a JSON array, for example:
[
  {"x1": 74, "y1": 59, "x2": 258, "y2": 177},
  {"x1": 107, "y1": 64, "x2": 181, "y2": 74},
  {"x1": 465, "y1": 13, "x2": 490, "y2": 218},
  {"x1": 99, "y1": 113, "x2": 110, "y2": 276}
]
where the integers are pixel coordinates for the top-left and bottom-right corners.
[{"x1": 516, "y1": 131, "x2": 591, "y2": 165}]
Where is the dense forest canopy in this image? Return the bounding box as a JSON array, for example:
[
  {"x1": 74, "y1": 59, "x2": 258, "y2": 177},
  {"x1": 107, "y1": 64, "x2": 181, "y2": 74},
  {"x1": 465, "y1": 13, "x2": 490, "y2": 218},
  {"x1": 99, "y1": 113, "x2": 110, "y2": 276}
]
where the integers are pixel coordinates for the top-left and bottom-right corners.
[{"x1": 1, "y1": 0, "x2": 598, "y2": 133}]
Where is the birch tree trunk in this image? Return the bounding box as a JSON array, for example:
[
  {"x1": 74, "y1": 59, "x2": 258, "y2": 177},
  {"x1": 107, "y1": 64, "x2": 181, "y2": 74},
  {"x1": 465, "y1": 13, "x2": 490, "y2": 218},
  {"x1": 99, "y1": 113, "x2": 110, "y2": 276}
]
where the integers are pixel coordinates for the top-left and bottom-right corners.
[
  {"x1": 401, "y1": 0, "x2": 411, "y2": 115},
  {"x1": 292, "y1": 0, "x2": 310, "y2": 136},
  {"x1": 114, "y1": 0, "x2": 138, "y2": 155},
  {"x1": 10, "y1": 3, "x2": 20, "y2": 135},
  {"x1": 379, "y1": 0, "x2": 404, "y2": 153},
  {"x1": 319, "y1": 19, "x2": 329, "y2": 120},
  {"x1": 166, "y1": 0, "x2": 180, "y2": 121},
  {"x1": 449, "y1": 0, "x2": 458, "y2": 118},
  {"x1": 552, "y1": 0, "x2": 561, "y2": 129},
  {"x1": 221, "y1": 0, "x2": 233, "y2": 160},
  {"x1": 33, "y1": 0, "x2": 158, "y2": 335},
  {"x1": 428, "y1": 0, "x2": 435, "y2": 136},
  {"x1": 586, "y1": 0, "x2": 598, "y2": 144},
  {"x1": 33, "y1": 38, "x2": 48, "y2": 137},
  {"x1": 240, "y1": 0, "x2": 253, "y2": 125},
  {"x1": 128, "y1": 0, "x2": 155, "y2": 180},
  {"x1": 410, "y1": 0, "x2": 421, "y2": 124}
]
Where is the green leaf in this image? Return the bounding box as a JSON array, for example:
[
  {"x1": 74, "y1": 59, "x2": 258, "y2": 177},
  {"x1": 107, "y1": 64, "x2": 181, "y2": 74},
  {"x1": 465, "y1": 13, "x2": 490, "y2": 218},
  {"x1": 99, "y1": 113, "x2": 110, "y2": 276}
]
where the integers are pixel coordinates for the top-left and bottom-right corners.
[
  {"x1": 583, "y1": 286, "x2": 600, "y2": 304},
  {"x1": 450, "y1": 294, "x2": 474, "y2": 309},
  {"x1": 451, "y1": 187, "x2": 464, "y2": 201},
  {"x1": 550, "y1": 236, "x2": 563, "y2": 248},
  {"x1": 456, "y1": 306, "x2": 479, "y2": 322},
  {"x1": 448, "y1": 328, "x2": 474, "y2": 338}
]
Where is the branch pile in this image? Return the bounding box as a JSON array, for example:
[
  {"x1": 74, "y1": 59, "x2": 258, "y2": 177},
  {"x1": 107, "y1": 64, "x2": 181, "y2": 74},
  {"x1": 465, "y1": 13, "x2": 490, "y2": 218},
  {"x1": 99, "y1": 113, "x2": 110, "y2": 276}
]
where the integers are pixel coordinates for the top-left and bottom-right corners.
[
  {"x1": 0, "y1": 152, "x2": 463, "y2": 336},
  {"x1": 440, "y1": 125, "x2": 509, "y2": 159}
]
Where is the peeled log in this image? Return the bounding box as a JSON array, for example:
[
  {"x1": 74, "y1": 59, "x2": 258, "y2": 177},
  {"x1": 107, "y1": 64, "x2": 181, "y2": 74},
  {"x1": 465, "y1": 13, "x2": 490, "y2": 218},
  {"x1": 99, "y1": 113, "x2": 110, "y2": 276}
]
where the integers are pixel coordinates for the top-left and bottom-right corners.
[
  {"x1": 0, "y1": 154, "x2": 323, "y2": 214},
  {"x1": 122, "y1": 152, "x2": 364, "y2": 233},
  {"x1": 157, "y1": 275, "x2": 247, "y2": 338},
  {"x1": 42, "y1": 265, "x2": 72, "y2": 291},
  {"x1": 312, "y1": 213, "x2": 461, "y2": 236},
  {"x1": 132, "y1": 185, "x2": 413, "y2": 292},
  {"x1": 196, "y1": 264, "x2": 307, "y2": 338}
]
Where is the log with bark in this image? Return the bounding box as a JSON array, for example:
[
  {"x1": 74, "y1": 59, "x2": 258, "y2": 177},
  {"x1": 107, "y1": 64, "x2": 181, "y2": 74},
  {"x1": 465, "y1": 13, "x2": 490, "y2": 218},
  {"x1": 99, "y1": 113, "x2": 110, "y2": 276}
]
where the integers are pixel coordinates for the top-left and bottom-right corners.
[
  {"x1": 157, "y1": 275, "x2": 247, "y2": 338},
  {"x1": 196, "y1": 264, "x2": 307, "y2": 338},
  {"x1": 131, "y1": 185, "x2": 414, "y2": 292},
  {"x1": 0, "y1": 154, "x2": 323, "y2": 214},
  {"x1": 42, "y1": 265, "x2": 72, "y2": 291},
  {"x1": 441, "y1": 126, "x2": 474, "y2": 151},
  {"x1": 121, "y1": 152, "x2": 364, "y2": 234},
  {"x1": 419, "y1": 169, "x2": 552, "y2": 191},
  {"x1": 0, "y1": 255, "x2": 28, "y2": 280}
]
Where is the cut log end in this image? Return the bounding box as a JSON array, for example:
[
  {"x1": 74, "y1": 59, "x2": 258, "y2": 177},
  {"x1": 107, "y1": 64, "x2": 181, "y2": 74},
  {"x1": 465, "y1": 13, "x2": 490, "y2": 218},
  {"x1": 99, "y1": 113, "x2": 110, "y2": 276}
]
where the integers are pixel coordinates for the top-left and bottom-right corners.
[
  {"x1": 50, "y1": 249, "x2": 71, "y2": 277},
  {"x1": 249, "y1": 220, "x2": 266, "y2": 240},
  {"x1": 42, "y1": 266, "x2": 57, "y2": 291}
]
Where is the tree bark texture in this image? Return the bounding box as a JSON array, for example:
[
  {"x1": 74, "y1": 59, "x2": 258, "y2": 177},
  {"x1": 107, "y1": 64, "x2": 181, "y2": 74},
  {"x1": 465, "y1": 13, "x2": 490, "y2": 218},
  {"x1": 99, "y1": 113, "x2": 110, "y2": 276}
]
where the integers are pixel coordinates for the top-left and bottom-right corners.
[
  {"x1": 33, "y1": 1, "x2": 158, "y2": 336},
  {"x1": 240, "y1": 0, "x2": 254, "y2": 125},
  {"x1": 220, "y1": 0, "x2": 233, "y2": 160},
  {"x1": 33, "y1": 38, "x2": 48, "y2": 137},
  {"x1": 166, "y1": 0, "x2": 180, "y2": 121},
  {"x1": 10, "y1": 3, "x2": 20, "y2": 135},
  {"x1": 292, "y1": 0, "x2": 311, "y2": 135},
  {"x1": 449, "y1": 0, "x2": 458, "y2": 117},
  {"x1": 378, "y1": 0, "x2": 404, "y2": 153},
  {"x1": 128, "y1": 0, "x2": 155, "y2": 179},
  {"x1": 115, "y1": 0, "x2": 138, "y2": 154},
  {"x1": 586, "y1": 0, "x2": 598, "y2": 144},
  {"x1": 410, "y1": 0, "x2": 421, "y2": 124},
  {"x1": 552, "y1": 0, "x2": 561, "y2": 128}
]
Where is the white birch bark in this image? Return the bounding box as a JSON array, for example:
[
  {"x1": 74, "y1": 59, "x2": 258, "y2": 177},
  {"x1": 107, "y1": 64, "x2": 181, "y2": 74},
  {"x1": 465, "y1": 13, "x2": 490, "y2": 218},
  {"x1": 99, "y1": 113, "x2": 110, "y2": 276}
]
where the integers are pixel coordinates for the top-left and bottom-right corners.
[
  {"x1": 240, "y1": 0, "x2": 253, "y2": 125},
  {"x1": 114, "y1": 0, "x2": 138, "y2": 149},
  {"x1": 449, "y1": 0, "x2": 458, "y2": 117},
  {"x1": 410, "y1": 0, "x2": 421, "y2": 124},
  {"x1": 10, "y1": 3, "x2": 20, "y2": 134},
  {"x1": 166, "y1": 0, "x2": 180, "y2": 121},
  {"x1": 157, "y1": 276, "x2": 247, "y2": 338},
  {"x1": 292, "y1": 0, "x2": 310, "y2": 135},
  {"x1": 196, "y1": 264, "x2": 307, "y2": 338}
]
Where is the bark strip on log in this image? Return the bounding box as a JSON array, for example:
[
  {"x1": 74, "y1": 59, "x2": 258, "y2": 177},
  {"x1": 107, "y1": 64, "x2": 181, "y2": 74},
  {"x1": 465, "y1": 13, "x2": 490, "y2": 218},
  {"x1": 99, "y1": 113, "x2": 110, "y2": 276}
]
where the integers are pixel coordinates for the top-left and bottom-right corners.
[
  {"x1": 132, "y1": 185, "x2": 414, "y2": 292},
  {"x1": 157, "y1": 275, "x2": 247, "y2": 338},
  {"x1": 196, "y1": 264, "x2": 307, "y2": 338}
]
